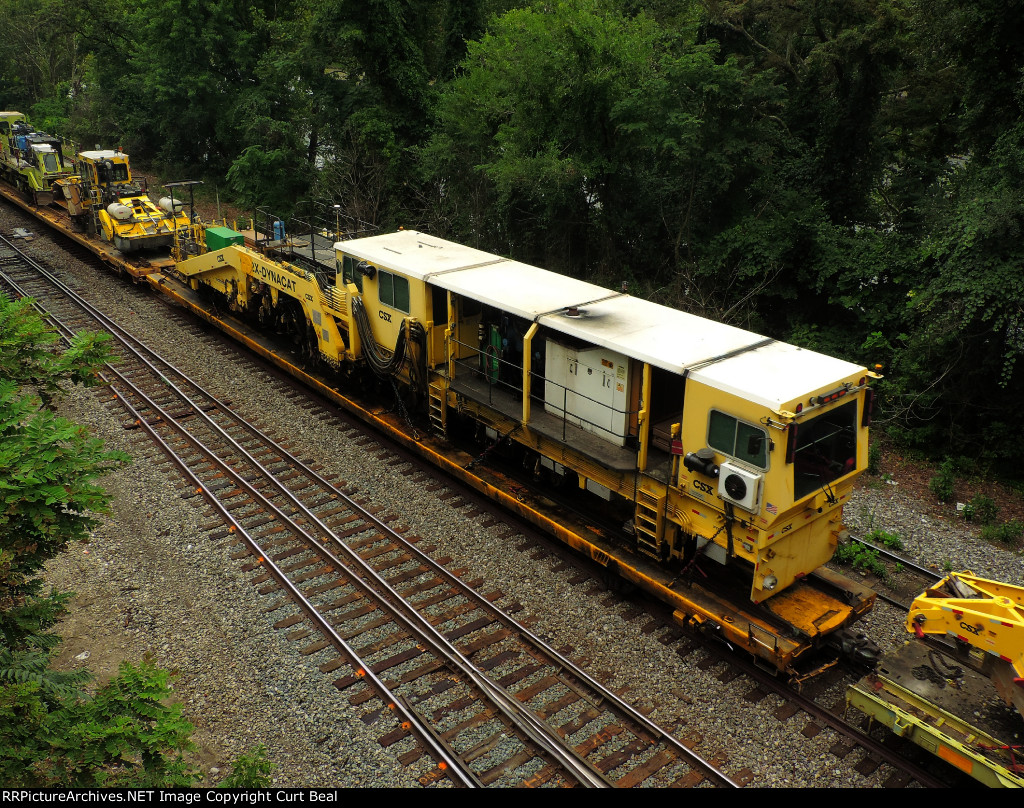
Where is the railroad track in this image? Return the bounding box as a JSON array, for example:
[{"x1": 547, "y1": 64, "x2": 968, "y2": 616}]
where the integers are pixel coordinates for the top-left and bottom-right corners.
[
  {"x1": 830, "y1": 533, "x2": 947, "y2": 610},
  {"x1": 242, "y1": 373, "x2": 966, "y2": 789},
  {"x1": 1, "y1": 233, "x2": 744, "y2": 788}
]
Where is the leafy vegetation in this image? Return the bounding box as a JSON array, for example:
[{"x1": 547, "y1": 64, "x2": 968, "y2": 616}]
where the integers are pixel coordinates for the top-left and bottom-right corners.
[
  {"x1": 963, "y1": 494, "x2": 999, "y2": 525},
  {"x1": 865, "y1": 529, "x2": 903, "y2": 551},
  {"x1": 2, "y1": 0, "x2": 1024, "y2": 472},
  {"x1": 218, "y1": 744, "x2": 275, "y2": 788},
  {"x1": 867, "y1": 443, "x2": 882, "y2": 476},
  {"x1": 0, "y1": 294, "x2": 126, "y2": 697},
  {"x1": 833, "y1": 541, "x2": 886, "y2": 579},
  {"x1": 0, "y1": 293, "x2": 266, "y2": 785},
  {"x1": 1, "y1": 660, "x2": 196, "y2": 787},
  {"x1": 980, "y1": 519, "x2": 1024, "y2": 547},
  {"x1": 928, "y1": 458, "x2": 957, "y2": 503}
]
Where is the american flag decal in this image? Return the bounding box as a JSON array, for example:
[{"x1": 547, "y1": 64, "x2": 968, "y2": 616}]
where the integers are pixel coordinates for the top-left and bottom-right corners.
[{"x1": 766, "y1": 503, "x2": 777, "y2": 515}]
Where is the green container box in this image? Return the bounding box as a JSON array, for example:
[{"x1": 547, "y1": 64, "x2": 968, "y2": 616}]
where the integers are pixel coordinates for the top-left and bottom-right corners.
[{"x1": 205, "y1": 226, "x2": 245, "y2": 251}]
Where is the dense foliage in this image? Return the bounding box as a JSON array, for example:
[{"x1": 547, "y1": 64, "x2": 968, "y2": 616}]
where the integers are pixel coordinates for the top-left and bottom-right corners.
[
  {"x1": 0, "y1": 294, "x2": 273, "y2": 786},
  {"x1": 0, "y1": 295, "x2": 124, "y2": 684},
  {"x1": 1, "y1": 0, "x2": 1022, "y2": 468},
  {"x1": 0, "y1": 292, "x2": 196, "y2": 785}
]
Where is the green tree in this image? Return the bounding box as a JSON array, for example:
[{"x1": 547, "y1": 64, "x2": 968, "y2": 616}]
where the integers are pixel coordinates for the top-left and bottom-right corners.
[
  {"x1": 2, "y1": 661, "x2": 196, "y2": 787},
  {"x1": 0, "y1": 294, "x2": 126, "y2": 679},
  {"x1": 0, "y1": 0, "x2": 83, "y2": 118},
  {"x1": 0, "y1": 293, "x2": 200, "y2": 786},
  {"x1": 304, "y1": 0, "x2": 466, "y2": 226},
  {"x1": 424, "y1": 3, "x2": 665, "y2": 268}
]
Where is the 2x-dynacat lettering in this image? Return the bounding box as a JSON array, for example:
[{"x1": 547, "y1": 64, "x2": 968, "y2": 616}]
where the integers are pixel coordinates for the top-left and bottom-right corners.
[{"x1": 253, "y1": 261, "x2": 297, "y2": 292}]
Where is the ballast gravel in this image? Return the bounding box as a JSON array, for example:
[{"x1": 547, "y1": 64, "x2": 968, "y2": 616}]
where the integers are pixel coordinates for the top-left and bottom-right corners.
[{"x1": 5, "y1": 205, "x2": 1021, "y2": 788}]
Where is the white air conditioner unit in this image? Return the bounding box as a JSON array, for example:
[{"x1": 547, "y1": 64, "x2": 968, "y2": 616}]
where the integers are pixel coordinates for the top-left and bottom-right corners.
[{"x1": 718, "y1": 462, "x2": 763, "y2": 513}]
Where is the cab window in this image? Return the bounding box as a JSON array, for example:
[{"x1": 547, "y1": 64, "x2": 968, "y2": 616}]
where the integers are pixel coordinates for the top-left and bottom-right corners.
[
  {"x1": 340, "y1": 255, "x2": 363, "y2": 292},
  {"x1": 378, "y1": 270, "x2": 409, "y2": 313},
  {"x1": 708, "y1": 410, "x2": 768, "y2": 469}
]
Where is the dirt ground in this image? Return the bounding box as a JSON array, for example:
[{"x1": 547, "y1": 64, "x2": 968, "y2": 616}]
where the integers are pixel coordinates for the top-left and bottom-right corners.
[{"x1": 866, "y1": 434, "x2": 1024, "y2": 531}]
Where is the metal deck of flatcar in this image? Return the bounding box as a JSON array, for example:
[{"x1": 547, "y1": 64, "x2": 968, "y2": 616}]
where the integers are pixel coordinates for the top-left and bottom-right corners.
[{"x1": 848, "y1": 639, "x2": 1024, "y2": 787}]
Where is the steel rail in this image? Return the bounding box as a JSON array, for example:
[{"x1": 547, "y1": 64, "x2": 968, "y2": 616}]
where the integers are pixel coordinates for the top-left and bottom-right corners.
[{"x1": 851, "y1": 533, "x2": 944, "y2": 582}]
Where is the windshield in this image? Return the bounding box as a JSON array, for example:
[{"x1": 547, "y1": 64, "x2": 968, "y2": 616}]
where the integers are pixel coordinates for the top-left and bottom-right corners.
[
  {"x1": 42, "y1": 152, "x2": 59, "y2": 172},
  {"x1": 792, "y1": 400, "x2": 858, "y2": 500}
]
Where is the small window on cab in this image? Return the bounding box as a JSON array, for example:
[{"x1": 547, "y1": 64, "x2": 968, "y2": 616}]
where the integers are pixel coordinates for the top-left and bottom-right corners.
[
  {"x1": 378, "y1": 270, "x2": 410, "y2": 314},
  {"x1": 708, "y1": 410, "x2": 768, "y2": 469}
]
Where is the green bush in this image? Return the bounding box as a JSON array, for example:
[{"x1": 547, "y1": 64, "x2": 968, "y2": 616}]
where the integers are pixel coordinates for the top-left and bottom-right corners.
[
  {"x1": 219, "y1": 745, "x2": 274, "y2": 788},
  {"x1": 981, "y1": 520, "x2": 1024, "y2": 546},
  {"x1": 0, "y1": 661, "x2": 196, "y2": 787},
  {"x1": 929, "y1": 457, "x2": 956, "y2": 502},
  {"x1": 963, "y1": 494, "x2": 999, "y2": 525}
]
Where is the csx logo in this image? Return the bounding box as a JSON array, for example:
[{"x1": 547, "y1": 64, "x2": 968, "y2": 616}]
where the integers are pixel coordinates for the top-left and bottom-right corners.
[
  {"x1": 693, "y1": 479, "x2": 714, "y2": 495},
  {"x1": 960, "y1": 622, "x2": 981, "y2": 635},
  {"x1": 379, "y1": 310, "x2": 392, "y2": 323}
]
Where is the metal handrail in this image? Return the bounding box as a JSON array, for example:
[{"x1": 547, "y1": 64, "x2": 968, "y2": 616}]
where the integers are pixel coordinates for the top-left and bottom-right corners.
[{"x1": 449, "y1": 337, "x2": 637, "y2": 440}]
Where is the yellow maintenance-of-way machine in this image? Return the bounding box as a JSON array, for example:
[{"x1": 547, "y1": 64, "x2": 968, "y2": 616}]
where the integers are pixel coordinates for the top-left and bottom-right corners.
[
  {"x1": 170, "y1": 220, "x2": 881, "y2": 676},
  {"x1": 0, "y1": 111, "x2": 72, "y2": 205},
  {"x1": 54, "y1": 149, "x2": 192, "y2": 253},
  {"x1": 849, "y1": 572, "x2": 1024, "y2": 787}
]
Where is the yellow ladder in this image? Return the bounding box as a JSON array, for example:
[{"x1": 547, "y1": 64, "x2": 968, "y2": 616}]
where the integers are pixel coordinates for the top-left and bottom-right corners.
[
  {"x1": 87, "y1": 183, "x2": 103, "y2": 237},
  {"x1": 428, "y1": 380, "x2": 446, "y2": 435},
  {"x1": 634, "y1": 489, "x2": 665, "y2": 558}
]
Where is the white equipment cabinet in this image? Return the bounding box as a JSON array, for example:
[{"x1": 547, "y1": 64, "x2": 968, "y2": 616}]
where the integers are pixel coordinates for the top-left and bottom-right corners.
[{"x1": 544, "y1": 340, "x2": 630, "y2": 447}]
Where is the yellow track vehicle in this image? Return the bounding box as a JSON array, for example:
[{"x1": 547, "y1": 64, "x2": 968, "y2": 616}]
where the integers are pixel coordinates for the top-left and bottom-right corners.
[
  {"x1": 171, "y1": 222, "x2": 880, "y2": 674},
  {"x1": 0, "y1": 111, "x2": 72, "y2": 205},
  {"x1": 54, "y1": 149, "x2": 190, "y2": 253},
  {"x1": 848, "y1": 572, "x2": 1024, "y2": 787}
]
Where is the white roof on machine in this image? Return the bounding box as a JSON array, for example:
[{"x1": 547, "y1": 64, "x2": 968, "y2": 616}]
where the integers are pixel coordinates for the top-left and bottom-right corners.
[
  {"x1": 336, "y1": 231, "x2": 864, "y2": 408},
  {"x1": 78, "y1": 150, "x2": 124, "y2": 160}
]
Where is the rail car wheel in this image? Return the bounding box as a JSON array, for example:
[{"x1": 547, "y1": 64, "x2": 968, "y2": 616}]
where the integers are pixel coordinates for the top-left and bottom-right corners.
[
  {"x1": 601, "y1": 560, "x2": 636, "y2": 595},
  {"x1": 302, "y1": 322, "x2": 320, "y2": 365}
]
